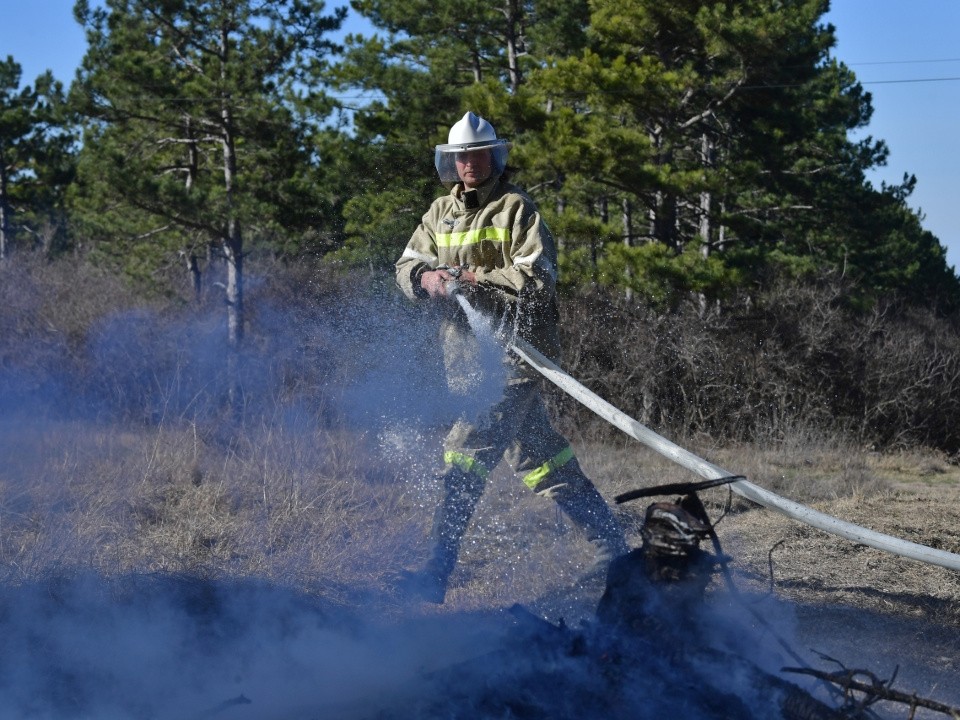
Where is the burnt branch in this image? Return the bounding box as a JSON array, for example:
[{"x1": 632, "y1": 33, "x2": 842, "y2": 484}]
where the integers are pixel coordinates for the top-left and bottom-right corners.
[{"x1": 782, "y1": 665, "x2": 960, "y2": 718}]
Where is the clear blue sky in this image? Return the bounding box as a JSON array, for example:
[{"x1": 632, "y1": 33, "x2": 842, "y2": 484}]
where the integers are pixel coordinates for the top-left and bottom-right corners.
[{"x1": 2, "y1": 1, "x2": 959, "y2": 269}]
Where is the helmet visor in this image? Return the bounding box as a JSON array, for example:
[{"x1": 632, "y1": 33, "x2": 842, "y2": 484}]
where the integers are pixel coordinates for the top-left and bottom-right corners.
[{"x1": 434, "y1": 143, "x2": 509, "y2": 184}]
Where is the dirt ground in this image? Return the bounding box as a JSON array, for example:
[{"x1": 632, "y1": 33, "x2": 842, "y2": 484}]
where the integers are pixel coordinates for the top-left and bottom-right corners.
[
  {"x1": 712, "y1": 460, "x2": 960, "y2": 711},
  {"x1": 536, "y1": 440, "x2": 960, "y2": 714}
]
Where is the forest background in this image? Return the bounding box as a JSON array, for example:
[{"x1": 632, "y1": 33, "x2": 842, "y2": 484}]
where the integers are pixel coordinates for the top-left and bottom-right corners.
[
  {"x1": 5, "y1": 7, "x2": 960, "y2": 716},
  {"x1": 4, "y1": 0, "x2": 960, "y2": 458}
]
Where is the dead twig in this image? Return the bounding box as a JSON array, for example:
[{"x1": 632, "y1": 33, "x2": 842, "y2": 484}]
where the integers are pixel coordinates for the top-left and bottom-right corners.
[
  {"x1": 782, "y1": 665, "x2": 960, "y2": 718},
  {"x1": 766, "y1": 538, "x2": 787, "y2": 597}
]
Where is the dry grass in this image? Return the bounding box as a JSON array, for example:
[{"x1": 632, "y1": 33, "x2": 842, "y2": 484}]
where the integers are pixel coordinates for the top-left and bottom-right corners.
[
  {"x1": 718, "y1": 471, "x2": 960, "y2": 620},
  {"x1": 0, "y1": 418, "x2": 426, "y2": 602},
  {"x1": 3, "y1": 413, "x2": 959, "y2": 711},
  {"x1": 575, "y1": 436, "x2": 960, "y2": 617},
  {"x1": 4, "y1": 416, "x2": 957, "y2": 621}
]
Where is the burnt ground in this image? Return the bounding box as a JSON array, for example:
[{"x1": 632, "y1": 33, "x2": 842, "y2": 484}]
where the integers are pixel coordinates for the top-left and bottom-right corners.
[
  {"x1": 362, "y1": 451, "x2": 960, "y2": 720},
  {"x1": 377, "y1": 440, "x2": 960, "y2": 718}
]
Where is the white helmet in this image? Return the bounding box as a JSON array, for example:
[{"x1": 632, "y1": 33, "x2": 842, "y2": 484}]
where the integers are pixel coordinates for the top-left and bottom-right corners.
[{"x1": 434, "y1": 111, "x2": 510, "y2": 184}]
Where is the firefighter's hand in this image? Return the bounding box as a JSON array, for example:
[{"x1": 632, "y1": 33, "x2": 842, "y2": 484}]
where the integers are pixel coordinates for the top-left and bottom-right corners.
[
  {"x1": 456, "y1": 269, "x2": 477, "y2": 287},
  {"x1": 421, "y1": 269, "x2": 455, "y2": 298}
]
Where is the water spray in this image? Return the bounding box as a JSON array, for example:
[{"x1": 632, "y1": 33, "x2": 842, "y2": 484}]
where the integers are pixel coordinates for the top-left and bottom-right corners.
[{"x1": 450, "y1": 282, "x2": 960, "y2": 572}]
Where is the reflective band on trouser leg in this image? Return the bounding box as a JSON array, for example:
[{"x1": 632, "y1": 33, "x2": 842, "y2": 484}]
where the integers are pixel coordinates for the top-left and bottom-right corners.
[
  {"x1": 444, "y1": 451, "x2": 490, "y2": 479},
  {"x1": 522, "y1": 445, "x2": 575, "y2": 489}
]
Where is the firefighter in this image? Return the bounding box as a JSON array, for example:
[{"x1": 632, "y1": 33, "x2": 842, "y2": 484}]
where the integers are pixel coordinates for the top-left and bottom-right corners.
[{"x1": 394, "y1": 111, "x2": 628, "y2": 603}]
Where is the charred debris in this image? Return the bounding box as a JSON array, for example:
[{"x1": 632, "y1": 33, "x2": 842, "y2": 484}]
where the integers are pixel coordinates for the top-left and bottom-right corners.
[{"x1": 374, "y1": 477, "x2": 960, "y2": 720}]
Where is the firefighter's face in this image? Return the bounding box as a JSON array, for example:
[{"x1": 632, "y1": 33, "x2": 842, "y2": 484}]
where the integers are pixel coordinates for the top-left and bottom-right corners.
[{"x1": 455, "y1": 149, "x2": 493, "y2": 188}]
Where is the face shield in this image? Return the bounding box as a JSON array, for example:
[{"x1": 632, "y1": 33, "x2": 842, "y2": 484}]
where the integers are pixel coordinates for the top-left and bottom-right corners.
[{"x1": 434, "y1": 141, "x2": 510, "y2": 185}]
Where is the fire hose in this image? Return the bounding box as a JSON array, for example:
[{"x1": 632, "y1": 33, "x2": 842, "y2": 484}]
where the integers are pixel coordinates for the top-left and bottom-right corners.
[
  {"x1": 504, "y1": 335, "x2": 960, "y2": 572},
  {"x1": 446, "y1": 284, "x2": 960, "y2": 572}
]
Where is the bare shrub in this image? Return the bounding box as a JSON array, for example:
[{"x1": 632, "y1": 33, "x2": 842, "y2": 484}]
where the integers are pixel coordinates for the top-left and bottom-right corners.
[
  {"x1": 11, "y1": 252, "x2": 960, "y2": 455},
  {"x1": 558, "y1": 279, "x2": 960, "y2": 455},
  {"x1": 857, "y1": 304, "x2": 960, "y2": 450},
  {"x1": 0, "y1": 251, "x2": 148, "y2": 352},
  {"x1": 1, "y1": 254, "x2": 958, "y2": 642}
]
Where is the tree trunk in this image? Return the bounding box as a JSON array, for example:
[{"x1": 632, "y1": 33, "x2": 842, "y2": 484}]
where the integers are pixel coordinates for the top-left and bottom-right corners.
[
  {"x1": 219, "y1": 22, "x2": 244, "y2": 416},
  {"x1": 623, "y1": 197, "x2": 633, "y2": 302},
  {"x1": 591, "y1": 196, "x2": 607, "y2": 277},
  {"x1": 0, "y1": 156, "x2": 10, "y2": 260},
  {"x1": 555, "y1": 192, "x2": 565, "y2": 252},
  {"x1": 699, "y1": 133, "x2": 714, "y2": 256},
  {"x1": 184, "y1": 115, "x2": 198, "y2": 191},
  {"x1": 471, "y1": 49, "x2": 483, "y2": 83},
  {"x1": 502, "y1": 0, "x2": 523, "y2": 93},
  {"x1": 223, "y1": 229, "x2": 243, "y2": 346},
  {"x1": 622, "y1": 197, "x2": 633, "y2": 248},
  {"x1": 648, "y1": 128, "x2": 679, "y2": 251},
  {"x1": 220, "y1": 24, "x2": 244, "y2": 350},
  {"x1": 181, "y1": 250, "x2": 202, "y2": 302},
  {"x1": 652, "y1": 190, "x2": 678, "y2": 251}
]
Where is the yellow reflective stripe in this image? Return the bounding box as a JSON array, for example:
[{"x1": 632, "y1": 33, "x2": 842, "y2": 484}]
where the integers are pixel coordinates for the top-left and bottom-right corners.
[
  {"x1": 444, "y1": 450, "x2": 489, "y2": 479},
  {"x1": 435, "y1": 226, "x2": 510, "y2": 248},
  {"x1": 522, "y1": 446, "x2": 575, "y2": 489}
]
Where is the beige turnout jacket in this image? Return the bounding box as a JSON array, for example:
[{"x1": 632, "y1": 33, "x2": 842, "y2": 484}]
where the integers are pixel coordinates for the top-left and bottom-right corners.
[{"x1": 395, "y1": 174, "x2": 561, "y2": 363}]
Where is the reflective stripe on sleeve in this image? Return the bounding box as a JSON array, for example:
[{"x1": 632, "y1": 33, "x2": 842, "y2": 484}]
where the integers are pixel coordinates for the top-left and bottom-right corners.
[
  {"x1": 522, "y1": 445, "x2": 575, "y2": 489},
  {"x1": 435, "y1": 226, "x2": 510, "y2": 248},
  {"x1": 444, "y1": 450, "x2": 490, "y2": 479}
]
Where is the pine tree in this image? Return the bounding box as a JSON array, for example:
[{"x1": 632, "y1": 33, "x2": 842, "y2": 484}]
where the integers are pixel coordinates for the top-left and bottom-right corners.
[
  {"x1": 0, "y1": 58, "x2": 75, "y2": 259},
  {"x1": 327, "y1": 0, "x2": 958, "y2": 307},
  {"x1": 522, "y1": 0, "x2": 958, "y2": 307},
  {"x1": 69, "y1": 0, "x2": 345, "y2": 345}
]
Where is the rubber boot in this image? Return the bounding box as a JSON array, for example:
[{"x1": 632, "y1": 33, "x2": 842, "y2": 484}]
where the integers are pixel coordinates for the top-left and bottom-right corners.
[
  {"x1": 398, "y1": 467, "x2": 485, "y2": 604},
  {"x1": 537, "y1": 468, "x2": 629, "y2": 576}
]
